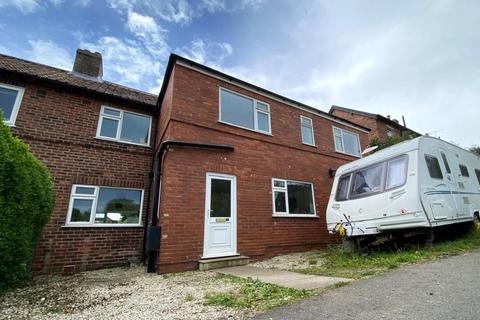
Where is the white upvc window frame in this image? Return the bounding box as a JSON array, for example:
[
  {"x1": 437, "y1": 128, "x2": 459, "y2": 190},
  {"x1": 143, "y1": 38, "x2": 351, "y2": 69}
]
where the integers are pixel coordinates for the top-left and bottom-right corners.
[
  {"x1": 271, "y1": 178, "x2": 318, "y2": 218},
  {"x1": 332, "y1": 126, "x2": 362, "y2": 157},
  {"x1": 0, "y1": 83, "x2": 25, "y2": 126},
  {"x1": 219, "y1": 87, "x2": 272, "y2": 135},
  {"x1": 300, "y1": 115, "x2": 315, "y2": 146},
  {"x1": 96, "y1": 105, "x2": 152, "y2": 147},
  {"x1": 65, "y1": 184, "x2": 144, "y2": 227},
  {"x1": 386, "y1": 125, "x2": 394, "y2": 137}
]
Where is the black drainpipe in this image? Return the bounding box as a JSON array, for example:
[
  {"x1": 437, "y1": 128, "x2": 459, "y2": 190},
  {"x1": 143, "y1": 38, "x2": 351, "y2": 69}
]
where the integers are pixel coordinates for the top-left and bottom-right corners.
[{"x1": 146, "y1": 140, "x2": 234, "y2": 273}]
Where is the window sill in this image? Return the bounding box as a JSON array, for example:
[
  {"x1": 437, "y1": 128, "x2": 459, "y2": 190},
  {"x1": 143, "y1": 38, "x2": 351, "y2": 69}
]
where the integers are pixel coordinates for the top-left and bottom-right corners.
[
  {"x1": 95, "y1": 136, "x2": 151, "y2": 148},
  {"x1": 217, "y1": 120, "x2": 273, "y2": 136},
  {"x1": 335, "y1": 150, "x2": 361, "y2": 158},
  {"x1": 62, "y1": 224, "x2": 143, "y2": 228},
  {"x1": 302, "y1": 142, "x2": 317, "y2": 148},
  {"x1": 272, "y1": 214, "x2": 319, "y2": 219}
]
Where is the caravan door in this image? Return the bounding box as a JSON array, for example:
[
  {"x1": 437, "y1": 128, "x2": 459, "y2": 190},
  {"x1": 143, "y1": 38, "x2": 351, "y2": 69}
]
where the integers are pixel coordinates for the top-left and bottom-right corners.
[{"x1": 438, "y1": 150, "x2": 459, "y2": 219}]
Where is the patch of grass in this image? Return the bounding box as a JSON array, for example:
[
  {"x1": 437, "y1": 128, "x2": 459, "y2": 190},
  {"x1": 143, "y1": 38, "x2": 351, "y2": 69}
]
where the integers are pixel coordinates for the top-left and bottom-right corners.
[
  {"x1": 298, "y1": 228, "x2": 480, "y2": 280},
  {"x1": 184, "y1": 293, "x2": 194, "y2": 301},
  {"x1": 204, "y1": 275, "x2": 312, "y2": 311}
]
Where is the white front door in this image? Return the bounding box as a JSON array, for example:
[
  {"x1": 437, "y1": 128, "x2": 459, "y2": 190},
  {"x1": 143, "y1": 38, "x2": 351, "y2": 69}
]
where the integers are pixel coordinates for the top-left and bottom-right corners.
[{"x1": 203, "y1": 173, "x2": 237, "y2": 258}]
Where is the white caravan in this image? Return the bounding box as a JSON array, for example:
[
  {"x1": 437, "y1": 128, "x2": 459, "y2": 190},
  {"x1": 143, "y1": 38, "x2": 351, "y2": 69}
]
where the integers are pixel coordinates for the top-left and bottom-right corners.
[{"x1": 327, "y1": 136, "x2": 480, "y2": 240}]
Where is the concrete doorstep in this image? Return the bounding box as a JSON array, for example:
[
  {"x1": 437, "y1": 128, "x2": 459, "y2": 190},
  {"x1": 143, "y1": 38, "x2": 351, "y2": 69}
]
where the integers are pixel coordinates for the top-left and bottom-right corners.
[{"x1": 216, "y1": 266, "x2": 351, "y2": 290}]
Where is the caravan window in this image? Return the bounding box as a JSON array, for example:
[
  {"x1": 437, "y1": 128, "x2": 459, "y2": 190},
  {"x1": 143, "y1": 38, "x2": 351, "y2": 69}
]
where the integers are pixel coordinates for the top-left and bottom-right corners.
[
  {"x1": 475, "y1": 169, "x2": 480, "y2": 185},
  {"x1": 350, "y1": 163, "x2": 384, "y2": 197},
  {"x1": 425, "y1": 155, "x2": 443, "y2": 179},
  {"x1": 386, "y1": 156, "x2": 408, "y2": 190},
  {"x1": 459, "y1": 164, "x2": 469, "y2": 177},
  {"x1": 440, "y1": 152, "x2": 451, "y2": 174},
  {"x1": 335, "y1": 175, "x2": 351, "y2": 201}
]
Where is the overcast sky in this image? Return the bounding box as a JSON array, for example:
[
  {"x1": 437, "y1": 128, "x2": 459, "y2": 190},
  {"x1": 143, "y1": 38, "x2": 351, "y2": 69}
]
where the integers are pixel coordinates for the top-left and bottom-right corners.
[{"x1": 0, "y1": 0, "x2": 479, "y2": 147}]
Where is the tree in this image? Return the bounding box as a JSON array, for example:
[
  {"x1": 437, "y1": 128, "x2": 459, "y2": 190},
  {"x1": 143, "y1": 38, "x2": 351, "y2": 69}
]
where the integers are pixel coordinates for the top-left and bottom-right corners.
[
  {"x1": 369, "y1": 130, "x2": 416, "y2": 153},
  {"x1": 0, "y1": 114, "x2": 55, "y2": 292},
  {"x1": 469, "y1": 145, "x2": 480, "y2": 157}
]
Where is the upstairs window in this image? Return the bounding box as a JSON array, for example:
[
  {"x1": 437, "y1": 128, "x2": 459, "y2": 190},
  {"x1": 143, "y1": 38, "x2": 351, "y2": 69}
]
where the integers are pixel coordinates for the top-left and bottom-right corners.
[
  {"x1": 300, "y1": 116, "x2": 315, "y2": 146},
  {"x1": 333, "y1": 126, "x2": 361, "y2": 157},
  {"x1": 97, "y1": 106, "x2": 151, "y2": 146},
  {"x1": 67, "y1": 185, "x2": 143, "y2": 226},
  {"x1": 272, "y1": 178, "x2": 315, "y2": 216},
  {"x1": 459, "y1": 164, "x2": 469, "y2": 177},
  {"x1": 219, "y1": 88, "x2": 271, "y2": 134},
  {"x1": 425, "y1": 154, "x2": 443, "y2": 180},
  {"x1": 386, "y1": 126, "x2": 394, "y2": 137},
  {"x1": 0, "y1": 83, "x2": 25, "y2": 126}
]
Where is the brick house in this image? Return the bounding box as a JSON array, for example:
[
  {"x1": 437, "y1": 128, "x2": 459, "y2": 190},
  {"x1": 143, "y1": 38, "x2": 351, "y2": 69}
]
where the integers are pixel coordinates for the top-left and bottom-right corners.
[
  {"x1": 1, "y1": 50, "x2": 371, "y2": 274},
  {"x1": 0, "y1": 50, "x2": 157, "y2": 273},
  {"x1": 329, "y1": 105, "x2": 420, "y2": 143},
  {"x1": 149, "y1": 55, "x2": 370, "y2": 273}
]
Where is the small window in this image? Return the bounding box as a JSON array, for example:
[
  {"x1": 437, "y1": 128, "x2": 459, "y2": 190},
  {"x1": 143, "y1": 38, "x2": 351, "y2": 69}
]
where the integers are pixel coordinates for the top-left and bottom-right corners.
[
  {"x1": 459, "y1": 164, "x2": 469, "y2": 177},
  {"x1": 333, "y1": 126, "x2": 361, "y2": 157},
  {"x1": 97, "y1": 106, "x2": 151, "y2": 146},
  {"x1": 350, "y1": 163, "x2": 384, "y2": 197},
  {"x1": 300, "y1": 116, "x2": 315, "y2": 146},
  {"x1": 220, "y1": 88, "x2": 271, "y2": 134},
  {"x1": 475, "y1": 169, "x2": 480, "y2": 185},
  {"x1": 67, "y1": 185, "x2": 143, "y2": 226},
  {"x1": 425, "y1": 154, "x2": 443, "y2": 179},
  {"x1": 335, "y1": 174, "x2": 351, "y2": 201},
  {"x1": 0, "y1": 83, "x2": 25, "y2": 126},
  {"x1": 386, "y1": 126, "x2": 394, "y2": 138},
  {"x1": 272, "y1": 179, "x2": 315, "y2": 216},
  {"x1": 386, "y1": 156, "x2": 408, "y2": 190},
  {"x1": 440, "y1": 152, "x2": 451, "y2": 174}
]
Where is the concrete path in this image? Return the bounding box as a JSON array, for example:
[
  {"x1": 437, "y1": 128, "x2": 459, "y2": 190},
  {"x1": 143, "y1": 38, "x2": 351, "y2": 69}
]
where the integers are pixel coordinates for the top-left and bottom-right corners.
[
  {"x1": 254, "y1": 251, "x2": 480, "y2": 320},
  {"x1": 216, "y1": 266, "x2": 351, "y2": 290}
]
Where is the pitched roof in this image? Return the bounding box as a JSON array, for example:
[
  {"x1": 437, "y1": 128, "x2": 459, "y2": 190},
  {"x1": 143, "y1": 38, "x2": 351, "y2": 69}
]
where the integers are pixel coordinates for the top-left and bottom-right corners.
[
  {"x1": 0, "y1": 53, "x2": 157, "y2": 107},
  {"x1": 329, "y1": 105, "x2": 420, "y2": 135},
  {"x1": 158, "y1": 54, "x2": 371, "y2": 132}
]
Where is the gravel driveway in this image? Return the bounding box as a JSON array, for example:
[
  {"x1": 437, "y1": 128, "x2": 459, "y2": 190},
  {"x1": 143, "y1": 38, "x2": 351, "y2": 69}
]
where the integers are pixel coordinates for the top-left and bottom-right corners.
[
  {"x1": 254, "y1": 250, "x2": 480, "y2": 320},
  {"x1": 0, "y1": 266, "x2": 249, "y2": 320}
]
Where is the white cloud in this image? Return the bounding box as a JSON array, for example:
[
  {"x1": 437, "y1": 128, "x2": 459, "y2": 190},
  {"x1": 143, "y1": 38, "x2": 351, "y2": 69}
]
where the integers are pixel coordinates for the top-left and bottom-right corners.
[
  {"x1": 0, "y1": 45, "x2": 10, "y2": 55},
  {"x1": 106, "y1": 0, "x2": 268, "y2": 25},
  {"x1": 0, "y1": 0, "x2": 40, "y2": 13},
  {"x1": 49, "y1": 0, "x2": 91, "y2": 7},
  {"x1": 81, "y1": 36, "x2": 163, "y2": 88},
  {"x1": 126, "y1": 11, "x2": 169, "y2": 56},
  {"x1": 178, "y1": 38, "x2": 233, "y2": 68},
  {"x1": 24, "y1": 40, "x2": 73, "y2": 70}
]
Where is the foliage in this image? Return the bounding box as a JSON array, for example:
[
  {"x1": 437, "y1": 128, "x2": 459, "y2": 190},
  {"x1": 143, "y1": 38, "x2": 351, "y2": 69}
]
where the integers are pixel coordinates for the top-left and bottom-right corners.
[
  {"x1": 0, "y1": 116, "x2": 55, "y2": 293},
  {"x1": 298, "y1": 227, "x2": 480, "y2": 280},
  {"x1": 469, "y1": 145, "x2": 480, "y2": 157},
  {"x1": 369, "y1": 130, "x2": 416, "y2": 153},
  {"x1": 204, "y1": 275, "x2": 312, "y2": 311}
]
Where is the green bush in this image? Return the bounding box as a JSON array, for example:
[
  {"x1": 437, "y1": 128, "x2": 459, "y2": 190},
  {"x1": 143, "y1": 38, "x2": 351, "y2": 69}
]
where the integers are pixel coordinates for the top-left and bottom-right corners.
[
  {"x1": 0, "y1": 115, "x2": 55, "y2": 292},
  {"x1": 369, "y1": 130, "x2": 416, "y2": 153}
]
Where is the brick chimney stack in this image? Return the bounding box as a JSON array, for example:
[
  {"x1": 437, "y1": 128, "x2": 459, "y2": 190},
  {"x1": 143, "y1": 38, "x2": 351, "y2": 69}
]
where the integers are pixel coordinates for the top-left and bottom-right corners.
[{"x1": 72, "y1": 49, "x2": 103, "y2": 79}]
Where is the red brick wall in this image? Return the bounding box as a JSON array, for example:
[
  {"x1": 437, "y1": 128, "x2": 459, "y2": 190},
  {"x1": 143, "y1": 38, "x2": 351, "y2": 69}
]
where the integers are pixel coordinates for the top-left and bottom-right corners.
[
  {"x1": 156, "y1": 64, "x2": 369, "y2": 273},
  {"x1": 1, "y1": 74, "x2": 155, "y2": 274}
]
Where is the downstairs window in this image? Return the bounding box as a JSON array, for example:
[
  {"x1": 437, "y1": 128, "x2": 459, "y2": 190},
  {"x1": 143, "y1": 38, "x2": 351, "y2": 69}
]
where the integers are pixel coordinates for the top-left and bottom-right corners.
[
  {"x1": 67, "y1": 185, "x2": 143, "y2": 226},
  {"x1": 272, "y1": 178, "x2": 316, "y2": 217}
]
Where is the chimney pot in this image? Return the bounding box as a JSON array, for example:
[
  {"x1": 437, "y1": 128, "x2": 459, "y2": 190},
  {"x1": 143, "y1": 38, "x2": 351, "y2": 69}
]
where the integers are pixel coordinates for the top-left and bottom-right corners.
[{"x1": 72, "y1": 49, "x2": 103, "y2": 79}]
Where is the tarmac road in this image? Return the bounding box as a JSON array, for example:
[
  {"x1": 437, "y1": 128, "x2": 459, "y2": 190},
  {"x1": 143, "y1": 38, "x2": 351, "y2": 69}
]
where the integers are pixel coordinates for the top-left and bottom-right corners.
[{"x1": 254, "y1": 251, "x2": 480, "y2": 320}]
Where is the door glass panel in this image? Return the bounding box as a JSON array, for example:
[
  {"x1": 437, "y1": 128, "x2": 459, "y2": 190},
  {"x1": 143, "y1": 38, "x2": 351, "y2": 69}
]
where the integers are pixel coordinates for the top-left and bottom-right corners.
[
  {"x1": 210, "y1": 179, "x2": 231, "y2": 218},
  {"x1": 71, "y1": 199, "x2": 93, "y2": 222},
  {"x1": 440, "y1": 152, "x2": 451, "y2": 174}
]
